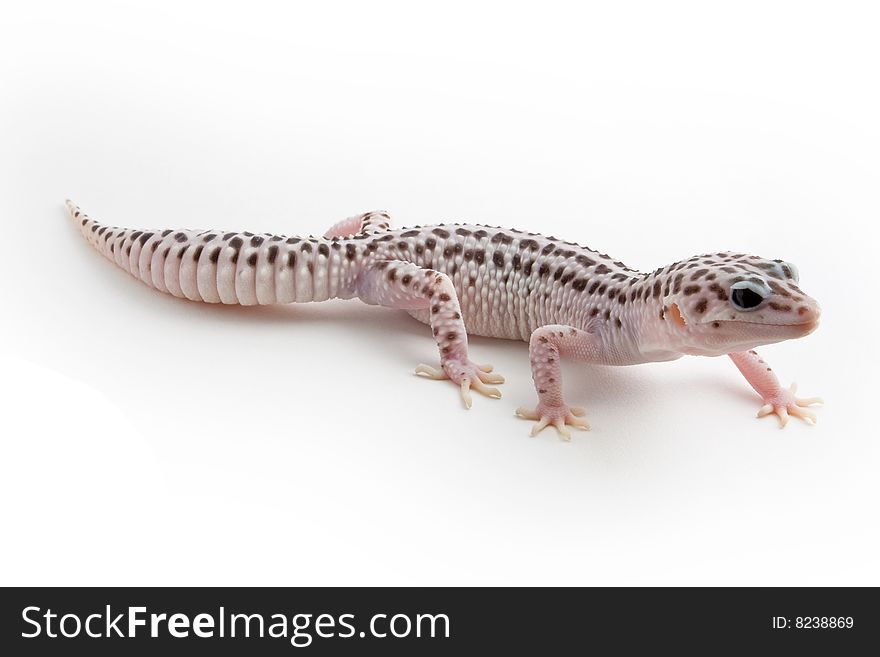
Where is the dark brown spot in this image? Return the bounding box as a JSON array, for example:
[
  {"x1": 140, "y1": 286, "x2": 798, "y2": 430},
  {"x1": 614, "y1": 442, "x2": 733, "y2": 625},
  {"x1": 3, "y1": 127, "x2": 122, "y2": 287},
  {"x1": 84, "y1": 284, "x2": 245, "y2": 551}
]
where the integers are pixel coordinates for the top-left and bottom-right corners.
[
  {"x1": 229, "y1": 236, "x2": 243, "y2": 249},
  {"x1": 246, "y1": 252, "x2": 257, "y2": 267},
  {"x1": 174, "y1": 232, "x2": 187, "y2": 242},
  {"x1": 345, "y1": 244, "x2": 357, "y2": 260},
  {"x1": 425, "y1": 237, "x2": 437, "y2": 250},
  {"x1": 708, "y1": 283, "x2": 726, "y2": 300},
  {"x1": 683, "y1": 285, "x2": 701, "y2": 295},
  {"x1": 286, "y1": 251, "x2": 297, "y2": 268},
  {"x1": 432, "y1": 228, "x2": 450, "y2": 239},
  {"x1": 492, "y1": 252, "x2": 504, "y2": 267},
  {"x1": 474, "y1": 250, "x2": 485, "y2": 264},
  {"x1": 694, "y1": 298, "x2": 708, "y2": 314},
  {"x1": 250, "y1": 236, "x2": 264, "y2": 247},
  {"x1": 266, "y1": 245, "x2": 278, "y2": 264},
  {"x1": 318, "y1": 243, "x2": 329, "y2": 258}
]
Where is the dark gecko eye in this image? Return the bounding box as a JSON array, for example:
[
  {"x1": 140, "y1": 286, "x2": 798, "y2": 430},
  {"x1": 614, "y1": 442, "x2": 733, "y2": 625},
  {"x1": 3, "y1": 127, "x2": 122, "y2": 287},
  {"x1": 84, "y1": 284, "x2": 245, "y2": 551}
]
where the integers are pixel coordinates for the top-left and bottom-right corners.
[{"x1": 730, "y1": 283, "x2": 764, "y2": 310}]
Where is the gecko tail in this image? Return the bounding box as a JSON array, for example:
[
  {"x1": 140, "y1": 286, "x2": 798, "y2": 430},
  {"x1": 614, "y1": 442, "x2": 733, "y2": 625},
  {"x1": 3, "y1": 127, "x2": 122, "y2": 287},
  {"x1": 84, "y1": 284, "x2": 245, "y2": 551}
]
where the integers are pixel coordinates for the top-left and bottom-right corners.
[{"x1": 64, "y1": 199, "x2": 337, "y2": 306}]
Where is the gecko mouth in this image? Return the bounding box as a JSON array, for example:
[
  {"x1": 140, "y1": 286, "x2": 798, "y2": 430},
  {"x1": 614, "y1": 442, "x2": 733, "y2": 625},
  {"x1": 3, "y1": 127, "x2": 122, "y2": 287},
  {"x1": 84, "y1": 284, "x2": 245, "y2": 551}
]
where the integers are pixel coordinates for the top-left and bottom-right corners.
[{"x1": 709, "y1": 317, "x2": 820, "y2": 334}]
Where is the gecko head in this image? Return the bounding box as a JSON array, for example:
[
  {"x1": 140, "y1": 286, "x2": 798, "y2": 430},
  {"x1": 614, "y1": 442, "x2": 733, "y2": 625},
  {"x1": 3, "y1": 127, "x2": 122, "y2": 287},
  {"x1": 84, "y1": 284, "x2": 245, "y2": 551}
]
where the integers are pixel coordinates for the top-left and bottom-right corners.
[{"x1": 662, "y1": 253, "x2": 820, "y2": 356}]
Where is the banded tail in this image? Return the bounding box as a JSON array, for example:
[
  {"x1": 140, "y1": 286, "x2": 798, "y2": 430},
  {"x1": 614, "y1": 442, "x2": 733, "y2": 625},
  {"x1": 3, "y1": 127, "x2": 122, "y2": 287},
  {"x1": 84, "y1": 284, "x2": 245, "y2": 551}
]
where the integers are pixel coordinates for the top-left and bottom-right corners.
[{"x1": 65, "y1": 200, "x2": 359, "y2": 305}]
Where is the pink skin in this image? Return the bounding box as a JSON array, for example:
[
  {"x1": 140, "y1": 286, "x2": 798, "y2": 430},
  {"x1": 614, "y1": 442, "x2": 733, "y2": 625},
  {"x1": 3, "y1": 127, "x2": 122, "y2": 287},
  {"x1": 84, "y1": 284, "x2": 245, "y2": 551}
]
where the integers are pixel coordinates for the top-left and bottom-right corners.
[
  {"x1": 729, "y1": 350, "x2": 823, "y2": 427},
  {"x1": 515, "y1": 325, "x2": 595, "y2": 438},
  {"x1": 66, "y1": 200, "x2": 823, "y2": 437}
]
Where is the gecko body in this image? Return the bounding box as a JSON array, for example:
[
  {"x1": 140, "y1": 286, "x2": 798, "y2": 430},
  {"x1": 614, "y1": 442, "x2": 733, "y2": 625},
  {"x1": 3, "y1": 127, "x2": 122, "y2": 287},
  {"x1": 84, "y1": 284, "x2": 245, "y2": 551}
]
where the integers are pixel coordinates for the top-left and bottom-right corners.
[{"x1": 66, "y1": 200, "x2": 822, "y2": 436}]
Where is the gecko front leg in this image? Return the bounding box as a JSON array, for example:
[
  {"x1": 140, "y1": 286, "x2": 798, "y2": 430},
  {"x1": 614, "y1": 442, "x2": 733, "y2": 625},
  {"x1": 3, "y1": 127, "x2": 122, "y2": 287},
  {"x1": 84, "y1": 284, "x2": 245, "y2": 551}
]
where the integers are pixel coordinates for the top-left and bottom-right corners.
[
  {"x1": 728, "y1": 350, "x2": 823, "y2": 427},
  {"x1": 357, "y1": 260, "x2": 504, "y2": 408},
  {"x1": 516, "y1": 325, "x2": 602, "y2": 439}
]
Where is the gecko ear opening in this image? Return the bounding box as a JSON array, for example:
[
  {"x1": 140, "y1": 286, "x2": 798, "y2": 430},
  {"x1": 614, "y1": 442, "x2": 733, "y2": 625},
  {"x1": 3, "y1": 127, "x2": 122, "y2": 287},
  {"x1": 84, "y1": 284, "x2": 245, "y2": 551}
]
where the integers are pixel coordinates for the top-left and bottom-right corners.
[{"x1": 668, "y1": 303, "x2": 687, "y2": 328}]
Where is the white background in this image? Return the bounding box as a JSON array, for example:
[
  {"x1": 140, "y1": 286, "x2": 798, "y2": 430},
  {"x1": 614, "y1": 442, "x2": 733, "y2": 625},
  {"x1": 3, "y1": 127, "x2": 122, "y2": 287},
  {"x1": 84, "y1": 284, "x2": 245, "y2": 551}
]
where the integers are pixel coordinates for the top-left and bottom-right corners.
[{"x1": 1, "y1": 1, "x2": 877, "y2": 586}]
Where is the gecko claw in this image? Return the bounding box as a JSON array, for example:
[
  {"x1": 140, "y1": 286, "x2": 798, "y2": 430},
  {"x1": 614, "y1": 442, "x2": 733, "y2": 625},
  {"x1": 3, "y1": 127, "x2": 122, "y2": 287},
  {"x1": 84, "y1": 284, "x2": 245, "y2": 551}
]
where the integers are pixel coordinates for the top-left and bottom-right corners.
[
  {"x1": 755, "y1": 382, "x2": 823, "y2": 427},
  {"x1": 417, "y1": 360, "x2": 505, "y2": 408},
  {"x1": 517, "y1": 403, "x2": 590, "y2": 438}
]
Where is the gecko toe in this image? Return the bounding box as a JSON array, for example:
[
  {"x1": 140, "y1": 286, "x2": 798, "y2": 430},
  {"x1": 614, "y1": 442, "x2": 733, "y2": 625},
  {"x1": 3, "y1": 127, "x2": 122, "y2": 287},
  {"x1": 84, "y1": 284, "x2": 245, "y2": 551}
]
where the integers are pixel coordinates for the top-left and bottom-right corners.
[
  {"x1": 460, "y1": 380, "x2": 473, "y2": 409},
  {"x1": 415, "y1": 364, "x2": 446, "y2": 380},
  {"x1": 477, "y1": 369, "x2": 505, "y2": 385},
  {"x1": 529, "y1": 418, "x2": 550, "y2": 437},
  {"x1": 518, "y1": 402, "x2": 591, "y2": 438}
]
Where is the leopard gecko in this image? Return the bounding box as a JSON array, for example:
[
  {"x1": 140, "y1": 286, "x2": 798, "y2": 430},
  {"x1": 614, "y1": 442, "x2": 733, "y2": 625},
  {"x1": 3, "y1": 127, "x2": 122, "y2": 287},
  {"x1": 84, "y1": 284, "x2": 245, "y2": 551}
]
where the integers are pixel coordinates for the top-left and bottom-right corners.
[{"x1": 66, "y1": 200, "x2": 822, "y2": 438}]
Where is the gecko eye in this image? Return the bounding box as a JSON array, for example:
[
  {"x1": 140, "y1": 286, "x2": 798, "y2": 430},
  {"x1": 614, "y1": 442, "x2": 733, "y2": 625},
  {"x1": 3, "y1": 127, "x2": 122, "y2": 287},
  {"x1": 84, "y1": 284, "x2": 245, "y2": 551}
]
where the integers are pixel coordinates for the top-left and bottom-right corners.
[{"x1": 730, "y1": 281, "x2": 765, "y2": 310}]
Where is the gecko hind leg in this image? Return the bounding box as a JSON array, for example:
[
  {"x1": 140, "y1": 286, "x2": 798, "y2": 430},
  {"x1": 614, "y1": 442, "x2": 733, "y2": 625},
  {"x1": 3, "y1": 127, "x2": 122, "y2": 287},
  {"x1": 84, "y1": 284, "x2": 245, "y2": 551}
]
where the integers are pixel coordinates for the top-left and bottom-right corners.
[
  {"x1": 357, "y1": 260, "x2": 504, "y2": 409},
  {"x1": 323, "y1": 211, "x2": 392, "y2": 239}
]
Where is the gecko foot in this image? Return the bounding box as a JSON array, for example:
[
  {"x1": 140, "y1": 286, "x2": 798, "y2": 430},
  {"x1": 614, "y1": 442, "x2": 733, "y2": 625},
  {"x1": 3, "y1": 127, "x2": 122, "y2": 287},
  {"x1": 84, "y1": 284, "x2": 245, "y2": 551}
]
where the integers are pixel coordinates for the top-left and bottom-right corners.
[
  {"x1": 756, "y1": 382, "x2": 823, "y2": 427},
  {"x1": 515, "y1": 403, "x2": 590, "y2": 440},
  {"x1": 415, "y1": 361, "x2": 504, "y2": 409}
]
